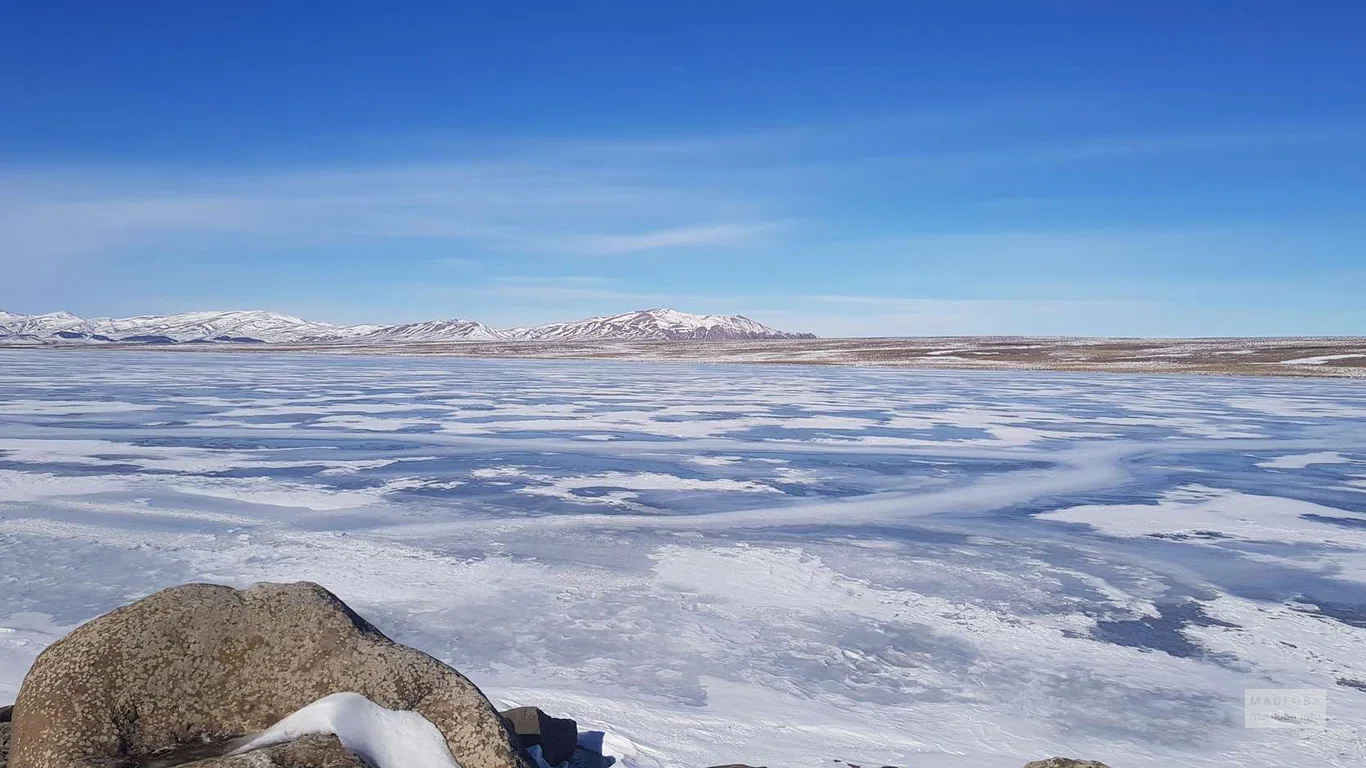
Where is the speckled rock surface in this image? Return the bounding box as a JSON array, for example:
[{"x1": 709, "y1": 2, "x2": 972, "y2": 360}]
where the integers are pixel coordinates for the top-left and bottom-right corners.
[
  {"x1": 1022, "y1": 759, "x2": 1111, "y2": 768},
  {"x1": 10, "y1": 582, "x2": 531, "y2": 768}
]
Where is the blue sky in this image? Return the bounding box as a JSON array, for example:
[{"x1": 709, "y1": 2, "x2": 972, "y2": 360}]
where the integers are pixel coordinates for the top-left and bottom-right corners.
[{"x1": 2, "y1": 2, "x2": 1364, "y2": 336}]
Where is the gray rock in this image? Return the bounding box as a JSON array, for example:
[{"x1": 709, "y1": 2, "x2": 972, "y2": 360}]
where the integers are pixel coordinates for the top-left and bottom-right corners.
[
  {"x1": 500, "y1": 707, "x2": 578, "y2": 765},
  {"x1": 1022, "y1": 759, "x2": 1112, "y2": 768},
  {"x1": 10, "y1": 582, "x2": 532, "y2": 768}
]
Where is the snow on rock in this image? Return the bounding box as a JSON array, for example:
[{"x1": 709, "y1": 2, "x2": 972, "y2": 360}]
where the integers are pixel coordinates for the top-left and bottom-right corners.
[{"x1": 229, "y1": 692, "x2": 460, "y2": 768}]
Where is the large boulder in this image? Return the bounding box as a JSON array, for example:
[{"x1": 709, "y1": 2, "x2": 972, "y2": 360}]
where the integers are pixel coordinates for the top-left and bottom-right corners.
[
  {"x1": 9, "y1": 582, "x2": 532, "y2": 768},
  {"x1": 1023, "y1": 760, "x2": 1111, "y2": 768}
]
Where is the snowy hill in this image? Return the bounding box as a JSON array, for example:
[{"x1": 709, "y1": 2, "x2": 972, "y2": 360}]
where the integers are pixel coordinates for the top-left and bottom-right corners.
[
  {"x1": 513, "y1": 308, "x2": 815, "y2": 341},
  {"x1": 0, "y1": 308, "x2": 813, "y2": 345},
  {"x1": 0, "y1": 310, "x2": 377, "y2": 344},
  {"x1": 346, "y1": 319, "x2": 507, "y2": 343},
  {"x1": 0, "y1": 311, "x2": 91, "y2": 341}
]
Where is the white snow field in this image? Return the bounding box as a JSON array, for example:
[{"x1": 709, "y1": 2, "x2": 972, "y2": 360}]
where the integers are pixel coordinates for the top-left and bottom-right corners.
[{"x1": 1, "y1": 351, "x2": 1365, "y2": 767}]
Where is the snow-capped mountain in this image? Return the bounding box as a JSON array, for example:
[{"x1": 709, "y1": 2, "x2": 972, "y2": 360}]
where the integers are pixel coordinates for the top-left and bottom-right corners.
[
  {"x1": 346, "y1": 319, "x2": 506, "y2": 343},
  {"x1": 94, "y1": 310, "x2": 385, "y2": 343},
  {"x1": 512, "y1": 308, "x2": 814, "y2": 341},
  {"x1": 0, "y1": 308, "x2": 814, "y2": 345},
  {"x1": 0, "y1": 311, "x2": 90, "y2": 340},
  {"x1": 0, "y1": 310, "x2": 379, "y2": 344}
]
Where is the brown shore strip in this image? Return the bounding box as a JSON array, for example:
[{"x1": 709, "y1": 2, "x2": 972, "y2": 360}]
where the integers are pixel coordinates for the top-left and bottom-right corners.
[{"x1": 5, "y1": 336, "x2": 1366, "y2": 378}]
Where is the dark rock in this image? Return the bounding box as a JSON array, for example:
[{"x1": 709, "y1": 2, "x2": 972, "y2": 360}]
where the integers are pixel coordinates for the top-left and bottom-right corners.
[
  {"x1": 0, "y1": 706, "x2": 10, "y2": 723},
  {"x1": 500, "y1": 707, "x2": 578, "y2": 766},
  {"x1": 1023, "y1": 759, "x2": 1111, "y2": 768},
  {"x1": 2, "y1": 720, "x2": 11, "y2": 768},
  {"x1": 10, "y1": 581, "x2": 531, "y2": 768}
]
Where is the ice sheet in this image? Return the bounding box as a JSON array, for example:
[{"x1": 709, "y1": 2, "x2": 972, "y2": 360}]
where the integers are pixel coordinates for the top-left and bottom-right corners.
[{"x1": 1, "y1": 351, "x2": 1364, "y2": 767}]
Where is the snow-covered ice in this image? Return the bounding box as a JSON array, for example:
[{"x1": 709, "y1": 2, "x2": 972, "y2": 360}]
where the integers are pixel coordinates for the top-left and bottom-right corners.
[
  {"x1": 1, "y1": 351, "x2": 1365, "y2": 767},
  {"x1": 1257, "y1": 451, "x2": 1356, "y2": 470}
]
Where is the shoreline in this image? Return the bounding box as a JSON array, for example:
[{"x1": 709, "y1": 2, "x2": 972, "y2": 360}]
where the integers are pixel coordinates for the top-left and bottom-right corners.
[{"x1": 4, "y1": 336, "x2": 1365, "y2": 379}]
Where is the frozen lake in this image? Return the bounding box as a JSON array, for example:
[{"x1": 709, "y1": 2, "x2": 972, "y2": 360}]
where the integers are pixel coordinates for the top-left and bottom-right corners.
[{"x1": 1, "y1": 351, "x2": 1364, "y2": 767}]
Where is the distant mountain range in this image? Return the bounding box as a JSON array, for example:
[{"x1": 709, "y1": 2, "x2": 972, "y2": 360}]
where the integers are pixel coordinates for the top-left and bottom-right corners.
[{"x1": 0, "y1": 308, "x2": 816, "y2": 345}]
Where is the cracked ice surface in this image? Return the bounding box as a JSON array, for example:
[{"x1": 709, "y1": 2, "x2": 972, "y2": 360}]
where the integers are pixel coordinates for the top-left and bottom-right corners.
[{"x1": 1, "y1": 351, "x2": 1365, "y2": 767}]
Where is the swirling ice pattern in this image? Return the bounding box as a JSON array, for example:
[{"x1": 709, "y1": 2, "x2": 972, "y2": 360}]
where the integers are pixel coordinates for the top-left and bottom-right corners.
[{"x1": 1, "y1": 351, "x2": 1364, "y2": 768}]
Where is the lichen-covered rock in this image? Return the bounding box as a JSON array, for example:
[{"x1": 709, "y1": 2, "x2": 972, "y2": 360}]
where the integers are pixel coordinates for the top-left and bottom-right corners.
[
  {"x1": 10, "y1": 582, "x2": 531, "y2": 768},
  {"x1": 1023, "y1": 759, "x2": 1111, "y2": 768}
]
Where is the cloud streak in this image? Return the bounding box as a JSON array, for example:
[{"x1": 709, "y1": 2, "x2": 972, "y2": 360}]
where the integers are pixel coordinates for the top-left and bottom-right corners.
[
  {"x1": 6, "y1": 113, "x2": 1347, "y2": 266},
  {"x1": 553, "y1": 222, "x2": 778, "y2": 255},
  {"x1": 0, "y1": 143, "x2": 782, "y2": 265}
]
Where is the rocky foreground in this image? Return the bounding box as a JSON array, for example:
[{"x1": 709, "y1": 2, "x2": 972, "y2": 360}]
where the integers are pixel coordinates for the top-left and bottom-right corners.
[{"x1": 0, "y1": 583, "x2": 1109, "y2": 768}]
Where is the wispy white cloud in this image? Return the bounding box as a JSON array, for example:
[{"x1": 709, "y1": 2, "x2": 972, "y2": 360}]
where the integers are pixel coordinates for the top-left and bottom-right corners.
[
  {"x1": 551, "y1": 222, "x2": 778, "y2": 255},
  {"x1": 0, "y1": 140, "x2": 783, "y2": 266},
  {"x1": 6, "y1": 111, "x2": 1347, "y2": 267},
  {"x1": 480, "y1": 277, "x2": 668, "y2": 303},
  {"x1": 490, "y1": 275, "x2": 619, "y2": 285},
  {"x1": 429, "y1": 256, "x2": 480, "y2": 267}
]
